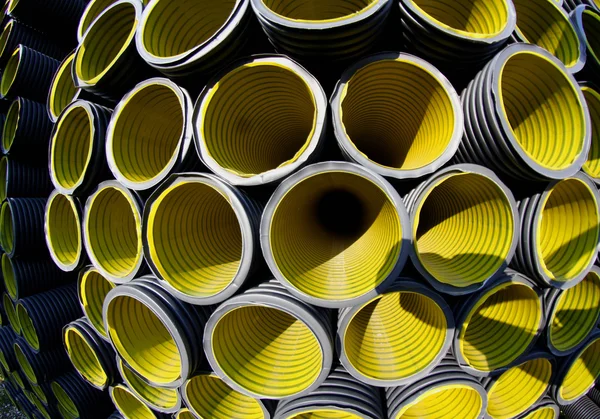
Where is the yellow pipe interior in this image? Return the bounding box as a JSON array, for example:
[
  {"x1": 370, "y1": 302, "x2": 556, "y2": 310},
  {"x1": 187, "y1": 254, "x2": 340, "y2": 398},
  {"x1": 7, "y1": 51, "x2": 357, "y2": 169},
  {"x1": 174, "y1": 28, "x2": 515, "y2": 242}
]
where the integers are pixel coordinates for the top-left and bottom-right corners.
[
  {"x1": 0, "y1": 156, "x2": 7, "y2": 202},
  {"x1": 106, "y1": 295, "x2": 181, "y2": 385},
  {"x1": 147, "y1": 181, "x2": 242, "y2": 298},
  {"x1": 30, "y1": 392, "x2": 50, "y2": 419},
  {"x1": 47, "y1": 193, "x2": 81, "y2": 267},
  {"x1": 211, "y1": 305, "x2": 323, "y2": 398},
  {"x1": 344, "y1": 291, "x2": 447, "y2": 381},
  {"x1": 2, "y1": 254, "x2": 17, "y2": 299},
  {"x1": 177, "y1": 409, "x2": 195, "y2": 419},
  {"x1": 537, "y1": 178, "x2": 599, "y2": 281},
  {"x1": 460, "y1": 283, "x2": 541, "y2": 371},
  {"x1": 261, "y1": 0, "x2": 376, "y2": 21},
  {"x1": 79, "y1": 269, "x2": 115, "y2": 338},
  {"x1": 17, "y1": 304, "x2": 39, "y2": 351},
  {"x1": 201, "y1": 62, "x2": 316, "y2": 178},
  {"x1": 0, "y1": 20, "x2": 13, "y2": 59},
  {"x1": 395, "y1": 384, "x2": 483, "y2": 419},
  {"x1": 3, "y1": 294, "x2": 19, "y2": 333},
  {"x1": 414, "y1": 173, "x2": 513, "y2": 288},
  {"x1": 582, "y1": 86, "x2": 600, "y2": 179},
  {"x1": 521, "y1": 407, "x2": 556, "y2": 419},
  {"x1": 80, "y1": 0, "x2": 118, "y2": 38},
  {"x1": 13, "y1": 343, "x2": 35, "y2": 383},
  {"x1": 31, "y1": 384, "x2": 46, "y2": 404},
  {"x1": 86, "y1": 186, "x2": 142, "y2": 278},
  {"x1": 340, "y1": 59, "x2": 456, "y2": 171},
  {"x1": 64, "y1": 328, "x2": 108, "y2": 388},
  {"x1": 0, "y1": 47, "x2": 19, "y2": 97},
  {"x1": 286, "y1": 410, "x2": 361, "y2": 419},
  {"x1": 560, "y1": 337, "x2": 600, "y2": 401},
  {"x1": 49, "y1": 53, "x2": 78, "y2": 120},
  {"x1": 51, "y1": 382, "x2": 79, "y2": 419},
  {"x1": 486, "y1": 358, "x2": 552, "y2": 419},
  {"x1": 110, "y1": 83, "x2": 183, "y2": 184},
  {"x1": 499, "y1": 51, "x2": 585, "y2": 170},
  {"x1": 582, "y1": 10, "x2": 600, "y2": 64},
  {"x1": 11, "y1": 371, "x2": 23, "y2": 388},
  {"x1": 118, "y1": 358, "x2": 179, "y2": 411},
  {"x1": 0, "y1": 202, "x2": 11, "y2": 255},
  {"x1": 185, "y1": 374, "x2": 264, "y2": 419},
  {"x1": 270, "y1": 171, "x2": 402, "y2": 301},
  {"x1": 111, "y1": 385, "x2": 155, "y2": 419},
  {"x1": 3, "y1": 99, "x2": 19, "y2": 153},
  {"x1": 0, "y1": 349, "x2": 10, "y2": 374}
]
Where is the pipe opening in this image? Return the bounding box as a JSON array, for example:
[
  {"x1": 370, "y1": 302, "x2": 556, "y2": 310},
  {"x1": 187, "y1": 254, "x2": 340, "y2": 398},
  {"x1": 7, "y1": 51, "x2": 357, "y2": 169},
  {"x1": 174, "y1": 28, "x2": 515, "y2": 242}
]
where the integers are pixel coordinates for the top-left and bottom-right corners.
[
  {"x1": 499, "y1": 51, "x2": 585, "y2": 170},
  {"x1": 460, "y1": 283, "x2": 541, "y2": 371},
  {"x1": 270, "y1": 171, "x2": 401, "y2": 301},
  {"x1": 51, "y1": 383, "x2": 78, "y2": 418},
  {"x1": 13, "y1": 343, "x2": 35, "y2": 383},
  {"x1": 212, "y1": 305, "x2": 323, "y2": 398},
  {"x1": 1, "y1": 48, "x2": 19, "y2": 97},
  {"x1": 142, "y1": 0, "x2": 237, "y2": 58},
  {"x1": 64, "y1": 328, "x2": 107, "y2": 388},
  {"x1": 395, "y1": 384, "x2": 483, "y2": 419},
  {"x1": 51, "y1": 105, "x2": 93, "y2": 191},
  {"x1": 118, "y1": 358, "x2": 178, "y2": 410},
  {"x1": 86, "y1": 186, "x2": 142, "y2": 278},
  {"x1": 49, "y1": 54, "x2": 78, "y2": 121},
  {"x1": 3, "y1": 294, "x2": 19, "y2": 333},
  {"x1": 31, "y1": 384, "x2": 46, "y2": 404},
  {"x1": 538, "y1": 178, "x2": 599, "y2": 281},
  {"x1": 76, "y1": 2, "x2": 137, "y2": 83},
  {"x1": 286, "y1": 410, "x2": 361, "y2": 419},
  {"x1": 18, "y1": 304, "x2": 39, "y2": 351},
  {"x1": 106, "y1": 295, "x2": 181, "y2": 385},
  {"x1": 340, "y1": 59, "x2": 457, "y2": 171},
  {"x1": 2, "y1": 254, "x2": 16, "y2": 299},
  {"x1": 487, "y1": 358, "x2": 552, "y2": 419},
  {"x1": 1, "y1": 202, "x2": 13, "y2": 255},
  {"x1": 11, "y1": 371, "x2": 23, "y2": 389},
  {"x1": 344, "y1": 291, "x2": 447, "y2": 381},
  {"x1": 202, "y1": 63, "x2": 316, "y2": 178},
  {"x1": 582, "y1": 10, "x2": 600, "y2": 63},
  {"x1": 0, "y1": 157, "x2": 7, "y2": 202},
  {"x1": 261, "y1": 0, "x2": 376, "y2": 21},
  {"x1": 79, "y1": 269, "x2": 115, "y2": 338},
  {"x1": 147, "y1": 181, "x2": 242, "y2": 298},
  {"x1": 560, "y1": 337, "x2": 600, "y2": 401},
  {"x1": 0, "y1": 21, "x2": 12, "y2": 58},
  {"x1": 414, "y1": 173, "x2": 513, "y2": 288},
  {"x1": 177, "y1": 409, "x2": 194, "y2": 419},
  {"x1": 0, "y1": 349, "x2": 9, "y2": 372},
  {"x1": 46, "y1": 193, "x2": 81, "y2": 268},
  {"x1": 184, "y1": 374, "x2": 263, "y2": 418},
  {"x1": 3, "y1": 99, "x2": 19, "y2": 153},
  {"x1": 79, "y1": 0, "x2": 119, "y2": 39},
  {"x1": 110, "y1": 83, "x2": 183, "y2": 184},
  {"x1": 30, "y1": 393, "x2": 49, "y2": 419},
  {"x1": 582, "y1": 86, "x2": 600, "y2": 179},
  {"x1": 111, "y1": 385, "x2": 155, "y2": 419},
  {"x1": 550, "y1": 270, "x2": 600, "y2": 352},
  {"x1": 522, "y1": 407, "x2": 555, "y2": 419}
]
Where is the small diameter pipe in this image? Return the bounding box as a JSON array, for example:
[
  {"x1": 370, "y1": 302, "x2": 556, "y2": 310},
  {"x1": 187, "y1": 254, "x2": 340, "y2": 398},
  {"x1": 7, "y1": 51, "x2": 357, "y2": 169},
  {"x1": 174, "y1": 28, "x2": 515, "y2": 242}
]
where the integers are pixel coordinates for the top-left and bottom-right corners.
[
  {"x1": 13, "y1": 336, "x2": 71, "y2": 384},
  {"x1": 2, "y1": 97, "x2": 53, "y2": 160},
  {"x1": 52, "y1": 371, "x2": 114, "y2": 419},
  {"x1": 175, "y1": 409, "x2": 193, "y2": 419},
  {"x1": 331, "y1": 52, "x2": 463, "y2": 179},
  {"x1": 0, "y1": 19, "x2": 67, "y2": 67},
  {"x1": 0, "y1": 198, "x2": 47, "y2": 259},
  {"x1": 3, "y1": 294, "x2": 19, "y2": 335},
  {"x1": 0, "y1": 326, "x2": 18, "y2": 372},
  {"x1": 261, "y1": 161, "x2": 410, "y2": 308},
  {"x1": 193, "y1": 55, "x2": 327, "y2": 186},
  {"x1": 0, "y1": 156, "x2": 53, "y2": 202},
  {"x1": 109, "y1": 384, "x2": 169, "y2": 419},
  {"x1": 561, "y1": 396, "x2": 600, "y2": 418},
  {"x1": 77, "y1": 267, "x2": 115, "y2": 341},
  {"x1": 31, "y1": 381, "x2": 55, "y2": 407},
  {"x1": 570, "y1": 5, "x2": 600, "y2": 80},
  {"x1": 519, "y1": 398, "x2": 559, "y2": 419},
  {"x1": 581, "y1": 83, "x2": 600, "y2": 183}
]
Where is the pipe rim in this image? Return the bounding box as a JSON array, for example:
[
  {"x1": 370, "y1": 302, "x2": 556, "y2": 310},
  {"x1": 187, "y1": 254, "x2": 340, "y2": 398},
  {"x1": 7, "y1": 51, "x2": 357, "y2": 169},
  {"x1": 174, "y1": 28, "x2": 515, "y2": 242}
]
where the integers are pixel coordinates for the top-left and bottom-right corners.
[
  {"x1": 3, "y1": 293, "x2": 19, "y2": 334},
  {"x1": 13, "y1": 342, "x2": 36, "y2": 383},
  {"x1": 51, "y1": 382, "x2": 79, "y2": 419},
  {"x1": 77, "y1": 0, "x2": 120, "y2": 42},
  {"x1": 63, "y1": 326, "x2": 108, "y2": 389},
  {"x1": 45, "y1": 191, "x2": 83, "y2": 272},
  {"x1": 0, "y1": 46, "x2": 20, "y2": 98},
  {"x1": 0, "y1": 20, "x2": 13, "y2": 60},
  {"x1": 0, "y1": 156, "x2": 7, "y2": 202},
  {"x1": 2, "y1": 254, "x2": 17, "y2": 300},
  {"x1": 0, "y1": 201, "x2": 12, "y2": 256},
  {"x1": 17, "y1": 304, "x2": 39, "y2": 351},
  {"x1": 47, "y1": 52, "x2": 79, "y2": 123},
  {"x1": 582, "y1": 83, "x2": 600, "y2": 182},
  {"x1": 193, "y1": 55, "x2": 327, "y2": 186},
  {"x1": 2, "y1": 98, "x2": 19, "y2": 154},
  {"x1": 556, "y1": 332, "x2": 600, "y2": 404},
  {"x1": 110, "y1": 384, "x2": 157, "y2": 419},
  {"x1": 78, "y1": 267, "x2": 115, "y2": 340},
  {"x1": 176, "y1": 409, "x2": 193, "y2": 419},
  {"x1": 571, "y1": 6, "x2": 600, "y2": 68}
]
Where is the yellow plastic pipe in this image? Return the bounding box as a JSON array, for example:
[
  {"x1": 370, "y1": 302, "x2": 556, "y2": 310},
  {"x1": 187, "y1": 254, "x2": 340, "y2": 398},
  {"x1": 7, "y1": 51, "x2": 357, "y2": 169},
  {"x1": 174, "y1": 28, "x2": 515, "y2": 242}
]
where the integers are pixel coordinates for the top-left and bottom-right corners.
[
  {"x1": 0, "y1": 47, "x2": 20, "y2": 98},
  {"x1": 63, "y1": 326, "x2": 109, "y2": 389},
  {"x1": 3, "y1": 293, "x2": 20, "y2": 334},
  {"x1": 77, "y1": 0, "x2": 119, "y2": 41},
  {"x1": 77, "y1": 267, "x2": 115, "y2": 339},
  {"x1": 45, "y1": 191, "x2": 82, "y2": 272},
  {"x1": 175, "y1": 409, "x2": 194, "y2": 419},
  {"x1": 110, "y1": 384, "x2": 158, "y2": 419},
  {"x1": 47, "y1": 52, "x2": 78, "y2": 123},
  {"x1": 555, "y1": 333, "x2": 600, "y2": 404},
  {"x1": 582, "y1": 83, "x2": 600, "y2": 181},
  {"x1": 16, "y1": 304, "x2": 38, "y2": 351},
  {"x1": 2, "y1": 98, "x2": 18, "y2": 153}
]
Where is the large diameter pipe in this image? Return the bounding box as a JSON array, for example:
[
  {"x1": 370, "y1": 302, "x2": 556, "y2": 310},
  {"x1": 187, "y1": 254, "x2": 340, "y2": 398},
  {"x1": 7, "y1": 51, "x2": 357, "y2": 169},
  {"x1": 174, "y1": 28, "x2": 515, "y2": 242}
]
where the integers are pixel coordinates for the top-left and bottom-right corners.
[
  {"x1": 193, "y1": 55, "x2": 327, "y2": 186},
  {"x1": 261, "y1": 162, "x2": 410, "y2": 308},
  {"x1": 204, "y1": 280, "x2": 334, "y2": 399},
  {"x1": 0, "y1": 19, "x2": 67, "y2": 67},
  {"x1": 2, "y1": 97, "x2": 53, "y2": 161},
  {"x1": 571, "y1": 7, "x2": 600, "y2": 85},
  {"x1": 405, "y1": 164, "x2": 518, "y2": 295},
  {"x1": 13, "y1": 336, "x2": 71, "y2": 384},
  {"x1": 0, "y1": 157, "x2": 52, "y2": 203},
  {"x1": 337, "y1": 280, "x2": 453, "y2": 387},
  {"x1": 52, "y1": 371, "x2": 114, "y2": 419},
  {"x1": 581, "y1": 83, "x2": 600, "y2": 183},
  {"x1": 457, "y1": 43, "x2": 591, "y2": 180},
  {"x1": 77, "y1": 267, "x2": 115, "y2": 341},
  {"x1": 0, "y1": 198, "x2": 47, "y2": 259},
  {"x1": 110, "y1": 384, "x2": 169, "y2": 419},
  {"x1": 143, "y1": 173, "x2": 262, "y2": 305}
]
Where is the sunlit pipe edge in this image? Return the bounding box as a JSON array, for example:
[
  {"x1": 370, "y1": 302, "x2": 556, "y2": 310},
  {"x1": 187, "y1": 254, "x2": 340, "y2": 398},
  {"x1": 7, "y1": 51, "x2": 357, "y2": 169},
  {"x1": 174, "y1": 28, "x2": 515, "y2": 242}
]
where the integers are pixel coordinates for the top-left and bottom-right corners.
[
  {"x1": 518, "y1": 397, "x2": 560, "y2": 419},
  {"x1": 47, "y1": 51, "x2": 77, "y2": 123},
  {"x1": 77, "y1": 266, "x2": 115, "y2": 341},
  {"x1": 44, "y1": 190, "x2": 84, "y2": 272},
  {"x1": 110, "y1": 384, "x2": 169, "y2": 419},
  {"x1": 77, "y1": 0, "x2": 143, "y2": 43},
  {"x1": 570, "y1": 5, "x2": 600, "y2": 73}
]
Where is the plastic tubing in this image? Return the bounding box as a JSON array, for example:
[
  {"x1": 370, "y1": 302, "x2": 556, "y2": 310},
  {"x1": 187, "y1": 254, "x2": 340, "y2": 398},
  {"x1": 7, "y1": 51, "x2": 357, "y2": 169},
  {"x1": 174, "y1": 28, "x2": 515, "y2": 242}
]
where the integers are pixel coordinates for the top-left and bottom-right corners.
[
  {"x1": 0, "y1": 198, "x2": 47, "y2": 259},
  {"x1": 13, "y1": 336, "x2": 71, "y2": 384},
  {"x1": 0, "y1": 326, "x2": 18, "y2": 372},
  {"x1": 0, "y1": 19, "x2": 66, "y2": 67},
  {"x1": 570, "y1": 5, "x2": 600, "y2": 79},
  {"x1": 77, "y1": 267, "x2": 115, "y2": 340},
  {"x1": 581, "y1": 83, "x2": 600, "y2": 183},
  {"x1": 52, "y1": 371, "x2": 114, "y2": 419},
  {"x1": 2, "y1": 97, "x2": 53, "y2": 160},
  {"x1": 0, "y1": 156, "x2": 53, "y2": 203},
  {"x1": 109, "y1": 384, "x2": 169, "y2": 419},
  {"x1": 3, "y1": 293, "x2": 19, "y2": 334},
  {"x1": 77, "y1": 0, "x2": 121, "y2": 42}
]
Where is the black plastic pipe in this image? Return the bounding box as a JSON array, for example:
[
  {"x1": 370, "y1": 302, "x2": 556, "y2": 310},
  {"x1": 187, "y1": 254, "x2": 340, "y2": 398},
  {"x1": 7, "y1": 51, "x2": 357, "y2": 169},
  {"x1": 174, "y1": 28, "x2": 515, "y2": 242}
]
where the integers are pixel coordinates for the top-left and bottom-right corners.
[
  {"x1": 0, "y1": 326, "x2": 18, "y2": 372},
  {"x1": 0, "y1": 198, "x2": 47, "y2": 259},
  {"x1": 51, "y1": 371, "x2": 114, "y2": 419},
  {"x1": 565, "y1": 0, "x2": 599, "y2": 12},
  {"x1": 562, "y1": 396, "x2": 600, "y2": 418},
  {"x1": 0, "y1": 157, "x2": 52, "y2": 202},
  {"x1": 13, "y1": 336, "x2": 72, "y2": 384},
  {"x1": 0, "y1": 19, "x2": 67, "y2": 67},
  {"x1": 2, "y1": 97, "x2": 53, "y2": 161},
  {"x1": 570, "y1": 6, "x2": 600, "y2": 82}
]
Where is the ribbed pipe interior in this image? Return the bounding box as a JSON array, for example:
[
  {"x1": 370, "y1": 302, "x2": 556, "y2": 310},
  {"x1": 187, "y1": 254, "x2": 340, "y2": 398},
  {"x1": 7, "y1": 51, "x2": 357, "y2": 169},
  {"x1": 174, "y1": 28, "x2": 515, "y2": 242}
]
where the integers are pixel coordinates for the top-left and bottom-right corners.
[
  {"x1": 110, "y1": 83, "x2": 183, "y2": 184},
  {"x1": 47, "y1": 193, "x2": 81, "y2": 267},
  {"x1": 13, "y1": 343, "x2": 35, "y2": 383},
  {"x1": 0, "y1": 157, "x2": 6, "y2": 202},
  {"x1": 560, "y1": 337, "x2": 600, "y2": 401},
  {"x1": 344, "y1": 291, "x2": 447, "y2": 381},
  {"x1": 287, "y1": 410, "x2": 361, "y2": 418},
  {"x1": 538, "y1": 178, "x2": 599, "y2": 281},
  {"x1": 86, "y1": 186, "x2": 141, "y2": 278},
  {"x1": 31, "y1": 384, "x2": 46, "y2": 404},
  {"x1": 3, "y1": 99, "x2": 19, "y2": 153},
  {"x1": 212, "y1": 305, "x2": 323, "y2": 398},
  {"x1": 0, "y1": 202, "x2": 12, "y2": 255},
  {"x1": 270, "y1": 171, "x2": 401, "y2": 301},
  {"x1": 106, "y1": 295, "x2": 181, "y2": 385},
  {"x1": 185, "y1": 374, "x2": 264, "y2": 419},
  {"x1": 414, "y1": 173, "x2": 513, "y2": 288},
  {"x1": 112, "y1": 386, "x2": 155, "y2": 419},
  {"x1": 64, "y1": 328, "x2": 107, "y2": 388},
  {"x1": 202, "y1": 63, "x2": 316, "y2": 178},
  {"x1": 80, "y1": 0, "x2": 118, "y2": 38},
  {"x1": 79, "y1": 269, "x2": 115, "y2": 338},
  {"x1": 3, "y1": 294, "x2": 18, "y2": 333},
  {"x1": 119, "y1": 358, "x2": 179, "y2": 410},
  {"x1": 0, "y1": 21, "x2": 12, "y2": 58},
  {"x1": 2, "y1": 254, "x2": 16, "y2": 299},
  {"x1": 261, "y1": 0, "x2": 375, "y2": 20},
  {"x1": 147, "y1": 181, "x2": 242, "y2": 298},
  {"x1": 340, "y1": 59, "x2": 456, "y2": 171},
  {"x1": 49, "y1": 54, "x2": 78, "y2": 120},
  {"x1": 460, "y1": 283, "x2": 541, "y2": 371},
  {"x1": 487, "y1": 358, "x2": 552, "y2": 419},
  {"x1": 18, "y1": 304, "x2": 39, "y2": 351},
  {"x1": 522, "y1": 407, "x2": 555, "y2": 419},
  {"x1": 499, "y1": 51, "x2": 585, "y2": 170},
  {"x1": 51, "y1": 383, "x2": 78, "y2": 419},
  {"x1": 395, "y1": 385, "x2": 483, "y2": 419},
  {"x1": 583, "y1": 86, "x2": 600, "y2": 178},
  {"x1": 177, "y1": 409, "x2": 194, "y2": 419},
  {"x1": 76, "y1": 2, "x2": 136, "y2": 82},
  {"x1": 1, "y1": 48, "x2": 19, "y2": 97},
  {"x1": 550, "y1": 270, "x2": 600, "y2": 351},
  {"x1": 582, "y1": 10, "x2": 600, "y2": 63},
  {"x1": 410, "y1": 0, "x2": 509, "y2": 37},
  {"x1": 30, "y1": 392, "x2": 49, "y2": 419},
  {"x1": 142, "y1": 0, "x2": 237, "y2": 57}
]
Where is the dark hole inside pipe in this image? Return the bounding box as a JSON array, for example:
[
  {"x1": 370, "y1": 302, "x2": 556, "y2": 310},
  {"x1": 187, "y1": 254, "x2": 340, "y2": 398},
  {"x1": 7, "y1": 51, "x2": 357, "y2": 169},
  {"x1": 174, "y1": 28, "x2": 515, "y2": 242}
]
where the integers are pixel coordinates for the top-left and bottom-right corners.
[{"x1": 315, "y1": 189, "x2": 365, "y2": 237}]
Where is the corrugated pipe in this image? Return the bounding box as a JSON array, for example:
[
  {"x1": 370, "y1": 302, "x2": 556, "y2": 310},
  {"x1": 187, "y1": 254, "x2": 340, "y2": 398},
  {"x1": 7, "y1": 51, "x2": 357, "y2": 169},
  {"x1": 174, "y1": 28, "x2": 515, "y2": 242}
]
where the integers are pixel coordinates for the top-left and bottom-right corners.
[
  {"x1": 0, "y1": 46, "x2": 60, "y2": 103},
  {"x1": 453, "y1": 270, "x2": 545, "y2": 376},
  {"x1": 587, "y1": 386, "x2": 600, "y2": 405},
  {"x1": 0, "y1": 19, "x2": 67, "y2": 68},
  {"x1": 192, "y1": 55, "x2": 327, "y2": 186},
  {"x1": 386, "y1": 354, "x2": 488, "y2": 419},
  {"x1": 29, "y1": 390, "x2": 59, "y2": 419},
  {"x1": 2, "y1": 253, "x2": 75, "y2": 300},
  {"x1": 77, "y1": 267, "x2": 115, "y2": 341},
  {"x1": 581, "y1": 82, "x2": 600, "y2": 183},
  {"x1": 519, "y1": 397, "x2": 560, "y2": 419},
  {"x1": 11, "y1": 369, "x2": 28, "y2": 391},
  {"x1": 13, "y1": 336, "x2": 71, "y2": 384},
  {"x1": 2, "y1": 97, "x2": 53, "y2": 160},
  {"x1": 142, "y1": 172, "x2": 262, "y2": 305},
  {"x1": 274, "y1": 366, "x2": 382, "y2": 419},
  {"x1": 337, "y1": 279, "x2": 453, "y2": 387},
  {"x1": 544, "y1": 267, "x2": 600, "y2": 356},
  {"x1": 116, "y1": 357, "x2": 181, "y2": 414},
  {"x1": 330, "y1": 52, "x2": 463, "y2": 179},
  {"x1": 73, "y1": 0, "x2": 155, "y2": 101},
  {"x1": 14, "y1": 393, "x2": 36, "y2": 419},
  {"x1": 108, "y1": 411, "x2": 124, "y2": 419},
  {"x1": 251, "y1": 0, "x2": 392, "y2": 62},
  {"x1": 564, "y1": 0, "x2": 600, "y2": 13},
  {"x1": 44, "y1": 191, "x2": 86, "y2": 272},
  {"x1": 0, "y1": 326, "x2": 18, "y2": 372},
  {"x1": 52, "y1": 371, "x2": 114, "y2": 419},
  {"x1": 261, "y1": 161, "x2": 410, "y2": 308},
  {"x1": 77, "y1": 0, "x2": 127, "y2": 42},
  {"x1": 3, "y1": 293, "x2": 19, "y2": 334},
  {"x1": 0, "y1": 157, "x2": 52, "y2": 202},
  {"x1": 204, "y1": 280, "x2": 334, "y2": 399},
  {"x1": 103, "y1": 276, "x2": 212, "y2": 388},
  {"x1": 551, "y1": 330, "x2": 600, "y2": 404},
  {"x1": 456, "y1": 43, "x2": 591, "y2": 180},
  {"x1": 110, "y1": 384, "x2": 170, "y2": 419},
  {"x1": 105, "y1": 78, "x2": 196, "y2": 191},
  {"x1": 511, "y1": 172, "x2": 600, "y2": 289},
  {"x1": 174, "y1": 409, "x2": 192, "y2": 419},
  {"x1": 17, "y1": 283, "x2": 82, "y2": 352},
  {"x1": 571, "y1": 6, "x2": 600, "y2": 82},
  {"x1": 63, "y1": 317, "x2": 117, "y2": 390},
  {"x1": 404, "y1": 164, "x2": 518, "y2": 295},
  {"x1": 83, "y1": 180, "x2": 145, "y2": 283},
  {"x1": 561, "y1": 396, "x2": 600, "y2": 418},
  {"x1": 136, "y1": 0, "x2": 252, "y2": 79},
  {"x1": 31, "y1": 381, "x2": 55, "y2": 407}
]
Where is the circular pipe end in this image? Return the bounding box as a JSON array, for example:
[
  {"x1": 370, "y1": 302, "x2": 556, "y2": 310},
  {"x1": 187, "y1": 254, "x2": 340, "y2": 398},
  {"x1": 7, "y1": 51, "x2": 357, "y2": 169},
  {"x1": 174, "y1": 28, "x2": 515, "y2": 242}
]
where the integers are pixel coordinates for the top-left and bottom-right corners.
[
  {"x1": 48, "y1": 53, "x2": 78, "y2": 123},
  {"x1": 2, "y1": 254, "x2": 17, "y2": 300},
  {"x1": 64, "y1": 326, "x2": 108, "y2": 389},
  {"x1": 393, "y1": 383, "x2": 485, "y2": 419},
  {"x1": 45, "y1": 192, "x2": 82, "y2": 272},
  {"x1": 17, "y1": 304, "x2": 39, "y2": 352},
  {"x1": 3, "y1": 293, "x2": 19, "y2": 334},
  {"x1": 110, "y1": 384, "x2": 157, "y2": 419},
  {"x1": 78, "y1": 268, "x2": 115, "y2": 339},
  {"x1": 78, "y1": 0, "x2": 120, "y2": 42},
  {"x1": 51, "y1": 382, "x2": 79, "y2": 418},
  {"x1": 2, "y1": 98, "x2": 19, "y2": 154},
  {"x1": 558, "y1": 334, "x2": 600, "y2": 403},
  {"x1": 13, "y1": 342, "x2": 35, "y2": 383},
  {"x1": 582, "y1": 84, "x2": 600, "y2": 182},
  {"x1": 1, "y1": 47, "x2": 20, "y2": 98}
]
